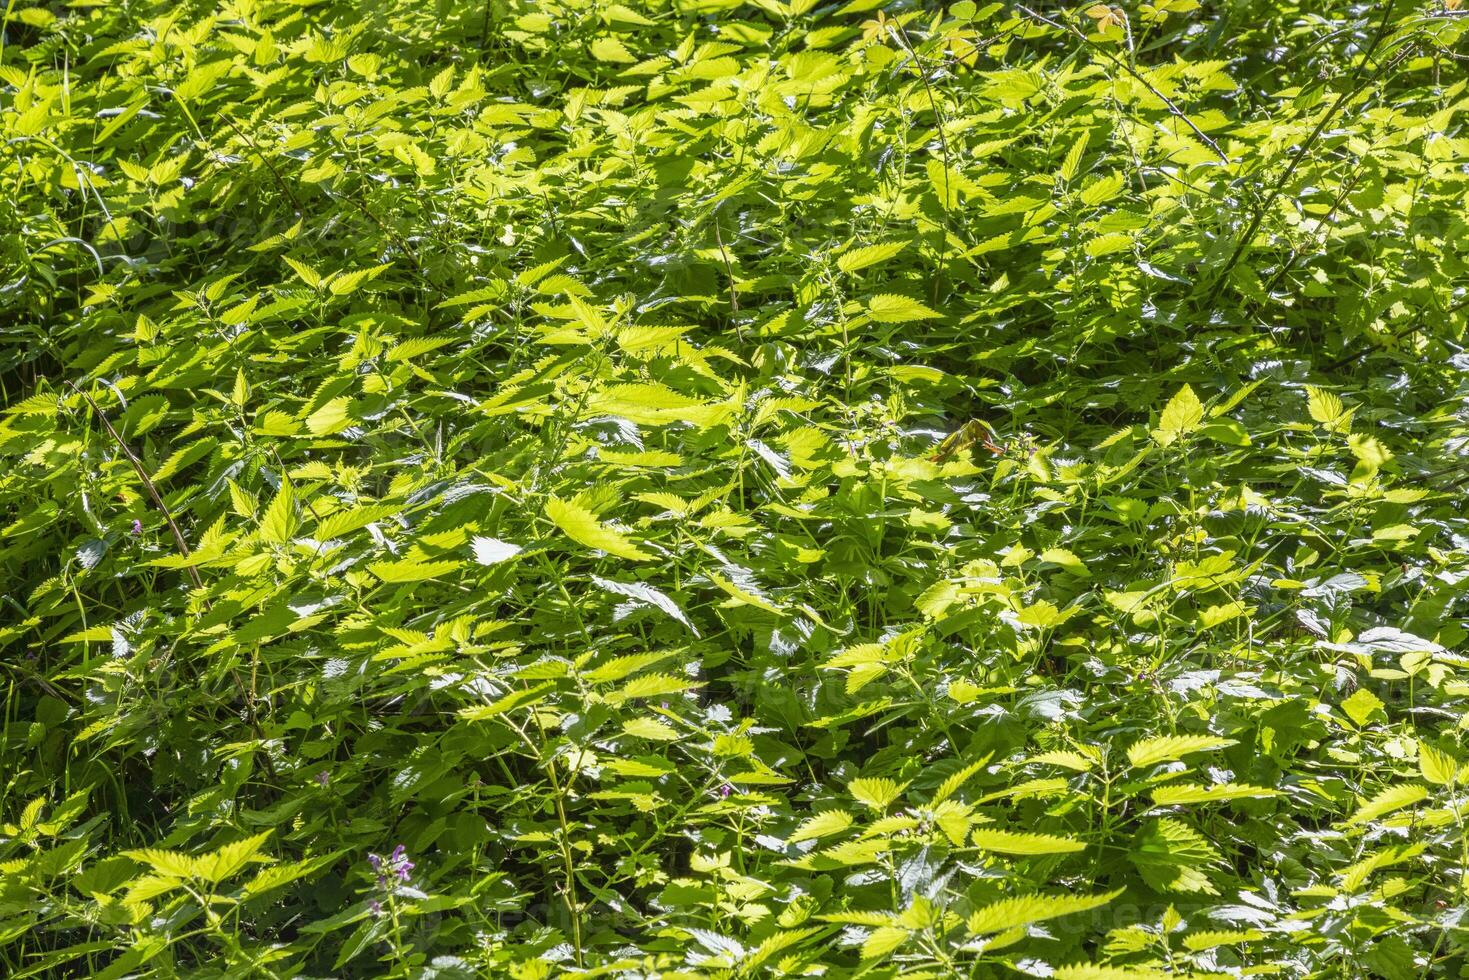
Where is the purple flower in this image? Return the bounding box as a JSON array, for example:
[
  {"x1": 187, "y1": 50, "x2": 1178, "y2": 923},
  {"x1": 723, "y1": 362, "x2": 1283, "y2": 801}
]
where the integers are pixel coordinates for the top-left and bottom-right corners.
[
  {"x1": 314, "y1": 771, "x2": 330, "y2": 787},
  {"x1": 131, "y1": 519, "x2": 143, "y2": 536},
  {"x1": 389, "y1": 844, "x2": 415, "y2": 881},
  {"x1": 368, "y1": 899, "x2": 382, "y2": 915},
  {"x1": 719, "y1": 784, "x2": 733, "y2": 798},
  {"x1": 366, "y1": 846, "x2": 414, "y2": 889}
]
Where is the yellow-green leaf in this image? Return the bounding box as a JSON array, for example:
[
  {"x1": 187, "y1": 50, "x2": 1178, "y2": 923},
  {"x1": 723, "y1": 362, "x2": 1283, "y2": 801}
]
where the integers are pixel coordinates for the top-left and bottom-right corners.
[
  {"x1": 849, "y1": 777, "x2": 906, "y2": 810},
  {"x1": 837, "y1": 240, "x2": 908, "y2": 275},
  {"x1": 259, "y1": 483, "x2": 297, "y2": 544},
  {"x1": 369, "y1": 558, "x2": 463, "y2": 583},
  {"x1": 546, "y1": 497, "x2": 652, "y2": 561},
  {"x1": 1152, "y1": 384, "x2": 1204, "y2": 446},
  {"x1": 1126, "y1": 735, "x2": 1236, "y2": 769},
  {"x1": 967, "y1": 889, "x2": 1123, "y2": 935},
  {"x1": 787, "y1": 809, "x2": 854, "y2": 844},
  {"x1": 971, "y1": 828, "x2": 1085, "y2": 855},
  {"x1": 867, "y1": 294, "x2": 942, "y2": 324}
]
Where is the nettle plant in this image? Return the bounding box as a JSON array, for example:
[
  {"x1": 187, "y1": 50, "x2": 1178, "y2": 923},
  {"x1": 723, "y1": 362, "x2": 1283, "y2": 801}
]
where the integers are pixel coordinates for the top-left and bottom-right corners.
[{"x1": 2, "y1": 0, "x2": 1469, "y2": 976}]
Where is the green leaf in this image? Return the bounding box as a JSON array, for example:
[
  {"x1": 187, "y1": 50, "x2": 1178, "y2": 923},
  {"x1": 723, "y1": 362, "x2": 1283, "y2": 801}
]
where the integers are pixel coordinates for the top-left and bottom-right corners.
[
  {"x1": 545, "y1": 497, "x2": 652, "y2": 561},
  {"x1": 836, "y1": 240, "x2": 908, "y2": 274},
  {"x1": 369, "y1": 558, "x2": 463, "y2": 582},
  {"x1": 967, "y1": 889, "x2": 1123, "y2": 935},
  {"x1": 1150, "y1": 783, "x2": 1281, "y2": 806},
  {"x1": 458, "y1": 682, "x2": 554, "y2": 722},
  {"x1": 866, "y1": 294, "x2": 943, "y2": 323},
  {"x1": 124, "y1": 848, "x2": 200, "y2": 879},
  {"x1": 259, "y1": 483, "x2": 297, "y2": 544},
  {"x1": 849, "y1": 777, "x2": 906, "y2": 810},
  {"x1": 314, "y1": 504, "x2": 400, "y2": 540},
  {"x1": 1343, "y1": 783, "x2": 1428, "y2": 827},
  {"x1": 1306, "y1": 385, "x2": 1345, "y2": 427},
  {"x1": 971, "y1": 828, "x2": 1085, "y2": 855},
  {"x1": 305, "y1": 397, "x2": 352, "y2": 436},
  {"x1": 787, "y1": 809, "x2": 853, "y2": 844},
  {"x1": 1151, "y1": 384, "x2": 1204, "y2": 446},
  {"x1": 1126, "y1": 735, "x2": 1236, "y2": 769},
  {"x1": 861, "y1": 925, "x2": 909, "y2": 961},
  {"x1": 1340, "y1": 687, "x2": 1385, "y2": 727},
  {"x1": 1418, "y1": 744, "x2": 1459, "y2": 786},
  {"x1": 1198, "y1": 418, "x2": 1251, "y2": 446},
  {"x1": 1060, "y1": 130, "x2": 1089, "y2": 181},
  {"x1": 199, "y1": 832, "x2": 272, "y2": 883},
  {"x1": 1129, "y1": 818, "x2": 1220, "y2": 893},
  {"x1": 1053, "y1": 966, "x2": 1174, "y2": 980}
]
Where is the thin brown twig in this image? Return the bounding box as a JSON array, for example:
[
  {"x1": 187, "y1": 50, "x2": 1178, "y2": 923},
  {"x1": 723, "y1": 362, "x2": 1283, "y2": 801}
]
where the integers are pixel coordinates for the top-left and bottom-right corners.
[
  {"x1": 69, "y1": 382, "x2": 283, "y2": 786},
  {"x1": 711, "y1": 210, "x2": 743, "y2": 341},
  {"x1": 327, "y1": 183, "x2": 433, "y2": 284},
  {"x1": 219, "y1": 114, "x2": 303, "y2": 215},
  {"x1": 1201, "y1": 0, "x2": 1408, "y2": 308},
  {"x1": 889, "y1": 18, "x2": 959, "y2": 303},
  {"x1": 1253, "y1": 163, "x2": 1364, "y2": 308},
  {"x1": 1016, "y1": 4, "x2": 1230, "y2": 166},
  {"x1": 68, "y1": 382, "x2": 201, "y2": 591}
]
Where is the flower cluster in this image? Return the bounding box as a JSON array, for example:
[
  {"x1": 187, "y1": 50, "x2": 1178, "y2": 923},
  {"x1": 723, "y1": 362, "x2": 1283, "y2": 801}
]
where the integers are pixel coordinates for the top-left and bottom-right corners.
[{"x1": 367, "y1": 844, "x2": 414, "y2": 890}]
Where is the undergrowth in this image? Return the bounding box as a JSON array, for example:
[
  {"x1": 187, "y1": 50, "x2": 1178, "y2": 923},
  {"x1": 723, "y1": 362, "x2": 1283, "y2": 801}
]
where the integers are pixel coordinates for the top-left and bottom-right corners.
[{"x1": 3, "y1": 0, "x2": 1469, "y2": 976}]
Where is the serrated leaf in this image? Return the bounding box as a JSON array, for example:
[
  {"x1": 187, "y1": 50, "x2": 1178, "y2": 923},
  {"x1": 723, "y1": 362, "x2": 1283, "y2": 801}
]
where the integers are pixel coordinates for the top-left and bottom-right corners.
[
  {"x1": 1150, "y1": 783, "x2": 1281, "y2": 806},
  {"x1": 1343, "y1": 783, "x2": 1429, "y2": 827},
  {"x1": 861, "y1": 925, "x2": 909, "y2": 961},
  {"x1": 125, "y1": 848, "x2": 199, "y2": 879},
  {"x1": 1029, "y1": 750, "x2": 1095, "y2": 772},
  {"x1": 1152, "y1": 384, "x2": 1204, "y2": 446},
  {"x1": 787, "y1": 809, "x2": 853, "y2": 844},
  {"x1": 583, "y1": 652, "x2": 673, "y2": 685},
  {"x1": 849, "y1": 777, "x2": 906, "y2": 810},
  {"x1": 1054, "y1": 966, "x2": 1174, "y2": 980},
  {"x1": 1129, "y1": 818, "x2": 1220, "y2": 893},
  {"x1": 1061, "y1": 130, "x2": 1089, "y2": 181},
  {"x1": 707, "y1": 566, "x2": 782, "y2": 614},
  {"x1": 1126, "y1": 735, "x2": 1236, "y2": 769},
  {"x1": 459, "y1": 682, "x2": 554, "y2": 722},
  {"x1": 304, "y1": 396, "x2": 352, "y2": 436},
  {"x1": 971, "y1": 828, "x2": 1085, "y2": 855},
  {"x1": 1340, "y1": 687, "x2": 1384, "y2": 727},
  {"x1": 199, "y1": 832, "x2": 272, "y2": 883},
  {"x1": 1419, "y1": 744, "x2": 1459, "y2": 786},
  {"x1": 314, "y1": 504, "x2": 399, "y2": 540},
  {"x1": 1306, "y1": 385, "x2": 1344, "y2": 426},
  {"x1": 866, "y1": 294, "x2": 942, "y2": 323},
  {"x1": 931, "y1": 754, "x2": 993, "y2": 804},
  {"x1": 545, "y1": 497, "x2": 652, "y2": 561},
  {"x1": 622, "y1": 716, "x2": 679, "y2": 740},
  {"x1": 837, "y1": 240, "x2": 908, "y2": 274},
  {"x1": 259, "y1": 483, "x2": 297, "y2": 544},
  {"x1": 967, "y1": 889, "x2": 1123, "y2": 935},
  {"x1": 592, "y1": 575, "x2": 697, "y2": 633},
  {"x1": 608, "y1": 672, "x2": 701, "y2": 704},
  {"x1": 368, "y1": 558, "x2": 463, "y2": 583}
]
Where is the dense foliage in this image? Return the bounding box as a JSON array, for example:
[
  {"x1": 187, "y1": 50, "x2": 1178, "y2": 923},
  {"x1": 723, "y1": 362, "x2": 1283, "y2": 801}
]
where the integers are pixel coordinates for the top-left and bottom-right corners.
[{"x1": 3, "y1": 0, "x2": 1469, "y2": 975}]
